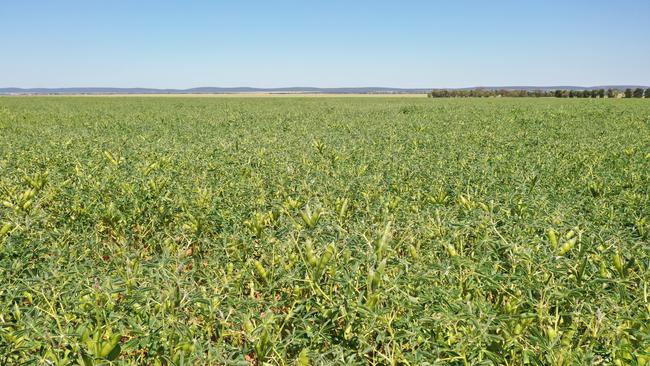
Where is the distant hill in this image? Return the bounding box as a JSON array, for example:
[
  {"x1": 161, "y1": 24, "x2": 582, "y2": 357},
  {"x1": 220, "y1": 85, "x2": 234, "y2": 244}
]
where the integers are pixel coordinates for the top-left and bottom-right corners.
[{"x1": 0, "y1": 86, "x2": 647, "y2": 95}]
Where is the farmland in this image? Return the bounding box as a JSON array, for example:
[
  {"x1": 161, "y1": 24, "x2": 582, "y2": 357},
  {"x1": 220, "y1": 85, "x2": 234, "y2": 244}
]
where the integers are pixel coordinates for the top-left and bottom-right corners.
[{"x1": 0, "y1": 96, "x2": 649, "y2": 365}]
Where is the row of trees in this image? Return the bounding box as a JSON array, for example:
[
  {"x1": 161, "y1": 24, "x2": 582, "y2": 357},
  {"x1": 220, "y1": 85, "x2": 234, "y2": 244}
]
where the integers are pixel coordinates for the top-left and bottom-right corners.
[
  {"x1": 553, "y1": 88, "x2": 649, "y2": 98},
  {"x1": 427, "y1": 89, "x2": 553, "y2": 98},
  {"x1": 427, "y1": 88, "x2": 650, "y2": 98}
]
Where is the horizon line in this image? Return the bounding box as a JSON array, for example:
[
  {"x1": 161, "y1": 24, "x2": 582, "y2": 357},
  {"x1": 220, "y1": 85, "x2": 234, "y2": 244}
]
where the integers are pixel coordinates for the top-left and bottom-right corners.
[{"x1": 2, "y1": 84, "x2": 649, "y2": 90}]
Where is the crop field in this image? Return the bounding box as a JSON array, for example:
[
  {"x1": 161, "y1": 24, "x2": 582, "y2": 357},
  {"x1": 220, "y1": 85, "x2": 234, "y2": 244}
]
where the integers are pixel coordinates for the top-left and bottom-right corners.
[{"x1": 1, "y1": 97, "x2": 649, "y2": 365}]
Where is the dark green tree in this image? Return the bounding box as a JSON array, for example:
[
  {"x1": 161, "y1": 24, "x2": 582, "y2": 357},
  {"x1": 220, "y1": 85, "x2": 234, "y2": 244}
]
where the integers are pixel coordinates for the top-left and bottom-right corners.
[
  {"x1": 625, "y1": 88, "x2": 633, "y2": 98},
  {"x1": 645, "y1": 88, "x2": 650, "y2": 98},
  {"x1": 633, "y1": 88, "x2": 644, "y2": 98},
  {"x1": 598, "y1": 89, "x2": 605, "y2": 98}
]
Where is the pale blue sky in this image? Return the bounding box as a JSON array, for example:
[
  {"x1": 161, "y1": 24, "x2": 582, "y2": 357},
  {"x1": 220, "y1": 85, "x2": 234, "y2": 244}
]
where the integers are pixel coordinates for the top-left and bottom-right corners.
[{"x1": 2, "y1": 0, "x2": 649, "y2": 88}]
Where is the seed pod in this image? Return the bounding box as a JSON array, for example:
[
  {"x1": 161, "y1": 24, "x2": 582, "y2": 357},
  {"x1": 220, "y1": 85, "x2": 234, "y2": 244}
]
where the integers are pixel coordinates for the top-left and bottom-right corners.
[
  {"x1": 375, "y1": 222, "x2": 391, "y2": 260},
  {"x1": 305, "y1": 241, "x2": 317, "y2": 267},
  {"x1": 561, "y1": 330, "x2": 575, "y2": 347},
  {"x1": 408, "y1": 244, "x2": 418, "y2": 259},
  {"x1": 13, "y1": 303, "x2": 21, "y2": 321},
  {"x1": 22, "y1": 200, "x2": 33, "y2": 210},
  {"x1": 565, "y1": 229, "x2": 575, "y2": 239},
  {"x1": 103, "y1": 150, "x2": 119, "y2": 166},
  {"x1": 337, "y1": 198, "x2": 349, "y2": 219},
  {"x1": 558, "y1": 237, "x2": 576, "y2": 255},
  {"x1": 612, "y1": 252, "x2": 624, "y2": 277},
  {"x1": 22, "y1": 291, "x2": 33, "y2": 304},
  {"x1": 547, "y1": 228, "x2": 558, "y2": 249},
  {"x1": 0, "y1": 223, "x2": 12, "y2": 236},
  {"x1": 445, "y1": 243, "x2": 458, "y2": 257},
  {"x1": 254, "y1": 260, "x2": 268, "y2": 283},
  {"x1": 243, "y1": 319, "x2": 255, "y2": 334},
  {"x1": 367, "y1": 269, "x2": 380, "y2": 292},
  {"x1": 546, "y1": 326, "x2": 558, "y2": 341},
  {"x1": 599, "y1": 260, "x2": 608, "y2": 277},
  {"x1": 296, "y1": 348, "x2": 310, "y2": 366},
  {"x1": 344, "y1": 324, "x2": 353, "y2": 340},
  {"x1": 99, "y1": 334, "x2": 121, "y2": 359},
  {"x1": 317, "y1": 244, "x2": 335, "y2": 276},
  {"x1": 343, "y1": 249, "x2": 351, "y2": 262},
  {"x1": 320, "y1": 244, "x2": 335, "y2": 267}
]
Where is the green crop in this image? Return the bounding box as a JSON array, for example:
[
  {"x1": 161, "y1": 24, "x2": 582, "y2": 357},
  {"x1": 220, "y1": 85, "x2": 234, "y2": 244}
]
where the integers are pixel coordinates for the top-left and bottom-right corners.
[{"x1": 0, "y1": 96, "x2": 649, "y2": 365}]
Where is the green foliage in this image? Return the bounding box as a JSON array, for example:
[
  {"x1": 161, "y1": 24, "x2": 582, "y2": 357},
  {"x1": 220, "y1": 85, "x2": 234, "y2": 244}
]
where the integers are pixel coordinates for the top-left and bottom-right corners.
[
  {"x1": 0, "y1": 96, "x2": 649, "y2": 365},
  {"x1": 633, "y1": 88, "x2": 645, "y2": 98}
]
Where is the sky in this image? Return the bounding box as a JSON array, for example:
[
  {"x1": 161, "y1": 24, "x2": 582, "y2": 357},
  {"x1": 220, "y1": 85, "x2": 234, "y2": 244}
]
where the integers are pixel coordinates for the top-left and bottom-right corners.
[{"x1": 2, "y1": 0, "x2": 649, "y2": 88}]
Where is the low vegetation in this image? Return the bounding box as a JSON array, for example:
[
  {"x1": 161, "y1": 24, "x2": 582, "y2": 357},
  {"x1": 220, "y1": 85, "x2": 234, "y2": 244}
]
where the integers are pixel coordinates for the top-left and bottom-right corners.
[
  {"x1": 427, "y1": 87, "x2": 650, "y2": 98},
  {"x1": 1, "y1": 97, "x2": 649, "y2": 365}
]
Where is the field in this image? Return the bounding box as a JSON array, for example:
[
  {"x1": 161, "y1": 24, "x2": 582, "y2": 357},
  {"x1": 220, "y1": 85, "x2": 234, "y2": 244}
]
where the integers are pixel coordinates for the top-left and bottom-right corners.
[{"x1": 0, "y1": 97, "x2": 649, "y2": 365}]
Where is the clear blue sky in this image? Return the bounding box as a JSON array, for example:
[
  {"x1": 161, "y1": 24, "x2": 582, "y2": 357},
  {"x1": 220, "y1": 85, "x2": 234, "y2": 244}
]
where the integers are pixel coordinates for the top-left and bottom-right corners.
[{"x1": 2, "y1": 0, "x2": 649, "y2": 88}]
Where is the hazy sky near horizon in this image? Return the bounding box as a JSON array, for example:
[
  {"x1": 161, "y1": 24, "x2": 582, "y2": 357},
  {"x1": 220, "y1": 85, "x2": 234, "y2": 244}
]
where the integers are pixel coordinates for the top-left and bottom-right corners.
[{"x1": 2, "y1": 0, "x2": 649, "y2": 88}]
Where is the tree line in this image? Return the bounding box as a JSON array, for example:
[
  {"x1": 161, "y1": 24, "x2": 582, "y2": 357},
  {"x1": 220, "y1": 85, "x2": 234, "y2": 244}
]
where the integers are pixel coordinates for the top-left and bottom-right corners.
[{"x1": 427, "y1": 88, "x2": 650, "y2": 98}]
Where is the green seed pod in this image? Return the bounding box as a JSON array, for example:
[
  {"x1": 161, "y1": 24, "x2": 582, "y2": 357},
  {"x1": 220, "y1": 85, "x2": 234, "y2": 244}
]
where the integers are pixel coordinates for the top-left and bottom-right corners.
[
  {"x1": 612, "y1": 252, "x2": 624, "y2": 277},
  {"x1": 337, "y1": 198, "x2": 349, "y2": 219},
  {"x1": 306, "y1": 241, "x2": 317, "y2": 267},
  {"x1": 22, "y1": 291, "x2": 33, "y2": 304},
  {"x1": 320, "y1": 244, "x2": 335, "y2": 268},
  {"x1": 565, "y1": 229, "x2": 576, "y2": 240},
  {"x1": 561, "y1": 330, "x2": 575, "y2": 347},
  {"x1": 22, "y1": 189, "x2": 35, "y2": 201},
  {"x1": 558, "y1": 237, "x2": 576, "y2": 255},
  {"x1": 366, "y1": 293, "x2": 379, "y2": 309},
  {"x1": 296, "y1": 348, "x2": 310, "y2": 366},
  {"x1": 547, "y1": 228, "x2": 558, "y2": 249},
  {"x1": 0, "y1": 223, "x2": 12, "y2": 236},
  {"x1": 99, "y1": 334, "x2": 121, "y2": 359},
  {"x1": 375, "y1": 222, "x2": 391, "y2": 260},
  {"x1": 13, "y1": 303, "x2": 21, "y2": 321},
  {"x1": 408, "y1": 244, "x2": 418, "y2": 259},
  {"x1": 344, "y1": 324, "x2": 353, "y2": 340},
  {"x1": 546, "y1": 326, "x2": 558, "y2": 341},
  {"x1": 445, "y1": 244, "x2": 458, "y2": 257},
  {"x1": 254, "y1": 260, "x2": 268, "y2": 282},
  {"x1": 22, "y1": 200, "x2": 33, "y2": 210},
  {"x1": 103, "y1": 150, "x2": 119, "y2": 166},
  {"x1": 599, "y1": 260, "x2": 608, "y2": 277},
  {"x1": 343, "y1": 248, "x2": 351, "y2": 262},
  {"x1": 367, "y1": 269, "x2": 380, "y2": 292},
  {"x1": 243, "y1": 319, "x2": 255, "y2": 335}
]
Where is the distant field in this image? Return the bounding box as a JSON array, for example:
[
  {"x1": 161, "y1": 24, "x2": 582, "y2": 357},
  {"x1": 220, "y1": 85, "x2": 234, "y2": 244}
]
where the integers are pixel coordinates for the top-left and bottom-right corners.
[{"x1": 0, "y1": 97, "x2": 649, "y2": 365}]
